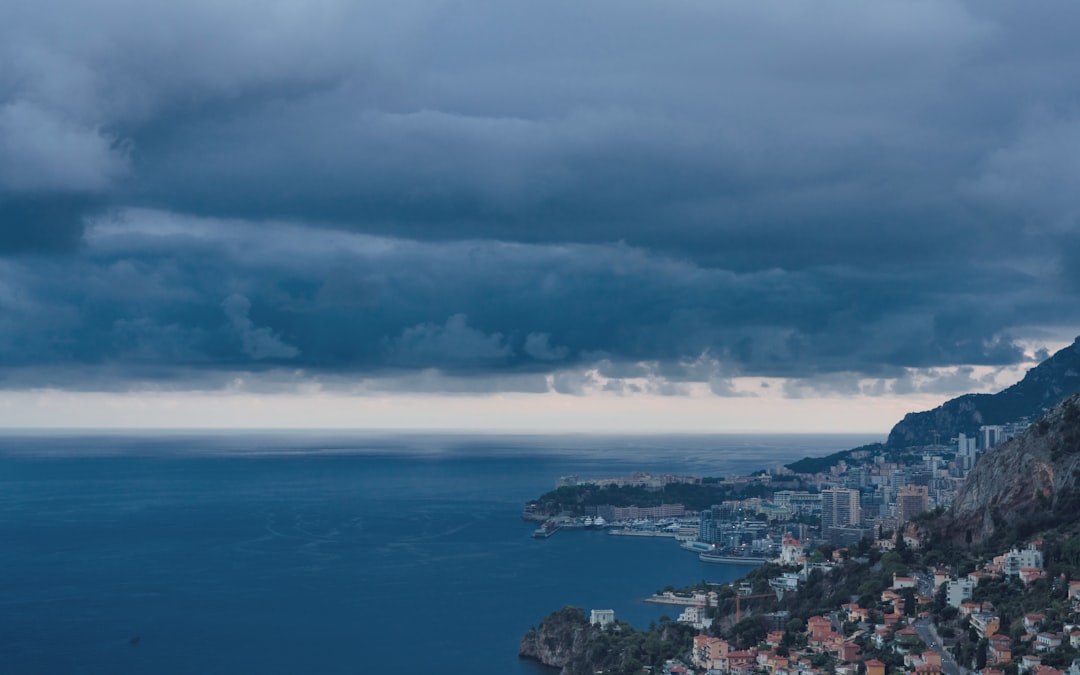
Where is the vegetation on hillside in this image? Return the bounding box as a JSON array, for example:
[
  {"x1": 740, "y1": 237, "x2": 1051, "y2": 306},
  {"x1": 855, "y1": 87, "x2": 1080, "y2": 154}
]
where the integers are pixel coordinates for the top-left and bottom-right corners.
[{"x1": 528, "y1": 479, "x2": 779, "y2": 514}]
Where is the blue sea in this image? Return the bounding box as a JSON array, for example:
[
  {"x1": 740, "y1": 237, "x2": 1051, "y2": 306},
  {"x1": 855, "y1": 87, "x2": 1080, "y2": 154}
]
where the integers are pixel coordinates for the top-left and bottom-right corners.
[{"x1": 0, "y1": 432, "x2": 878, "y2": 674}]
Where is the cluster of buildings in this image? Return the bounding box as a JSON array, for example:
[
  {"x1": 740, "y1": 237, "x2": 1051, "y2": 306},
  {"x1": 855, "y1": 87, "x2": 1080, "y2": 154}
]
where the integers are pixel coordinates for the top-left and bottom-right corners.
[
  {"x1": 931, "y1": 540, "x2": 1080, "y2": 675},
  {"x1": 701, "y1": 422, "x2": 1030, "y2": 548},
  {"x1": 638, "y1": 532, "x2": 1078, "y2": 675},
  {"x1": 681, "y1": 543, "x2": 1046, "y2": 675},
  {"x1": 545, "y1": 422, "x2": 1031, "y2": 552},
  {"x1": 686, "y1": 608, "x2": 919, "y2": 675}
]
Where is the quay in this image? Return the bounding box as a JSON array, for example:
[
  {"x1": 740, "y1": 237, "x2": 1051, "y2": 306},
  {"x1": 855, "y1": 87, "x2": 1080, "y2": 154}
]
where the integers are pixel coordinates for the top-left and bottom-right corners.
[{"x1": 608, "y1": 529, "x2": 677, "y2": 538}]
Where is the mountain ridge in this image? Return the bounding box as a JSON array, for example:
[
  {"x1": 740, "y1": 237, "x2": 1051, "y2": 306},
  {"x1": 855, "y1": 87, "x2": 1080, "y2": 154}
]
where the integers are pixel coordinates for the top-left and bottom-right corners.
[{"x1": 886, "y1": 337, "x2": 1080, "y2": 448}]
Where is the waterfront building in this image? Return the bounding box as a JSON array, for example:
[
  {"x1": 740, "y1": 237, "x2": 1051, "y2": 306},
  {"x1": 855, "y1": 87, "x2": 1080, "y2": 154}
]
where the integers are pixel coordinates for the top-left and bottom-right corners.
[
  {"x1": 699, "y1": 509, "x2": 716, "y2": 544},
  {"x1": 590, "y1": 609, "x2": 615, "y2": 627}
]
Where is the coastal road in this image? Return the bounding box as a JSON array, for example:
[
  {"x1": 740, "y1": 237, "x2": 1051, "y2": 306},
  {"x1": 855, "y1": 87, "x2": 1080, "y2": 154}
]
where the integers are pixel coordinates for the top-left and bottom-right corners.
[{"x1": 915, "y1": 618, "x2": 964, "y2": 675}]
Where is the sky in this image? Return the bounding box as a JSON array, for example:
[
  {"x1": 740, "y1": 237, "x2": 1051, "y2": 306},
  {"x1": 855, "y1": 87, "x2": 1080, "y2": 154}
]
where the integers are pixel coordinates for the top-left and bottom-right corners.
[{"x1": 2, "y1": 0, "x2": 1080, "y2": 433}]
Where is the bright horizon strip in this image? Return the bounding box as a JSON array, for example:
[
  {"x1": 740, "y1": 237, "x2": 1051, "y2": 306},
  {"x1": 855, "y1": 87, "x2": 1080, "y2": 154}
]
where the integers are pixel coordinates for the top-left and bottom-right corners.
[{"x1": 0, "y1": 387, "x2": 959, "y2": 434}]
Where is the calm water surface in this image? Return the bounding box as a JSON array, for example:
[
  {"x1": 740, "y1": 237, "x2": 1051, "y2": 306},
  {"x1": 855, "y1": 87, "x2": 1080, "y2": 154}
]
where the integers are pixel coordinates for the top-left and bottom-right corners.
[{"x1": 0, "y1": 432, "x2": 878, "y2": 674}]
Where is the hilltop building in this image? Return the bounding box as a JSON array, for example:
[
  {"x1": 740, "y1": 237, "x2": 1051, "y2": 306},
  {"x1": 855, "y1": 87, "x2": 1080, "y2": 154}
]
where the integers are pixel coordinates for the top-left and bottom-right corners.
[{"x1": 590, "y1": 609, "x2": 615, "y2": 627}]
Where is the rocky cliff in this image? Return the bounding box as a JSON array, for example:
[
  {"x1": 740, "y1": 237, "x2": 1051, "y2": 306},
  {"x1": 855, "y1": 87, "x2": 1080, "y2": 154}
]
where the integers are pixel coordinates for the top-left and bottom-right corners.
[
  {"x1": 944, "y1": 393, "x2": 1080, "y2": 545},
  {"x1": 887, "y1": 337, "x2": 1080, "y2": 448},
  {"x1": 519, "y1": 607, "x2": 597, "y2": 673}
]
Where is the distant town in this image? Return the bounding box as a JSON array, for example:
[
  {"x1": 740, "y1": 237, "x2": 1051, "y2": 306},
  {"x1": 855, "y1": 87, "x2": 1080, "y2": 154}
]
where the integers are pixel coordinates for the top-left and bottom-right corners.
[{"x1": 525, "y1": 421, "x2": 1030, "y2": 553}]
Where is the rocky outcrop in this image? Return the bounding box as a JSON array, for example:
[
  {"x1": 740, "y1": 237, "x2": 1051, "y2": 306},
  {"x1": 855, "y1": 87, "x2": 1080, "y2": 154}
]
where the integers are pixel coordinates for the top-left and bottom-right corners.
[
  {"x1": 520, "y1": 606, "x2": 691, "y2": 675},
  {"x1": 519, "y1": 606, "x2": 597, "y2": 672},
  {"x1": 944, "y1": 393, "x2": 1080, "y2": 545},
  {"x1": 887, "y1": 337, "x2": 1080, "y2": 448}
]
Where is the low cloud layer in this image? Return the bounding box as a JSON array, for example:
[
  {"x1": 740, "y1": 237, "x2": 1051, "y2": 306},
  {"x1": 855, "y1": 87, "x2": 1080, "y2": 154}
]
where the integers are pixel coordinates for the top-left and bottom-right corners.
[{"x1": 1, "y1": 1, "x2": 1078, "y2": 402}]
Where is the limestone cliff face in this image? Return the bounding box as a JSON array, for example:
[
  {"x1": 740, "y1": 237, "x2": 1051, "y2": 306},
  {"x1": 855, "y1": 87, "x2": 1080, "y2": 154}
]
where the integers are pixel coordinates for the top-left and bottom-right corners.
[
  {"x1": 887, "y1": 337, "x2": 1080, "y2": 448},
  {"x1": 946, "y1": 393, "x2": 1080, "y2": 544}
]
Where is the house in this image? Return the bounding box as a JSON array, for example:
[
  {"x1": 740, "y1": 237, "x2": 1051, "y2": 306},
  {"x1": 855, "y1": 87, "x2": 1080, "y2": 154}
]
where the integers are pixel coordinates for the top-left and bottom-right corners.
[
  {"x1": 837, "y1": 642, "x2": 860, "y2": 663},
  {"x1": 893, "y1": 573, "x2": 917, "y2": 590},
  {"x1": 1020, "y1": 655, "x2": 1043, "y2": 673},
  {"x1": 807, "y1": 616, "x2": 832, "y2": 641},
  {"x1": 959, "y1": 601, "x2": 988, "y2": 618},
  {"x1": 676, "y1": 604, "x2": 713, "y2": 630},
  {"x1": 896, "y1": 626, "x2": 921, "y2": 647},
  {"x1": 865, "y1": 659, "x2": 886, "y2": 675},
  {"x1": 1068, "y1": 580, "x2": 1080, "y2": 601},
  {"x1": 1037, "y1": 633, "x2": 1063, "y2": 653},
  {"x1": 1025, "y1": 614, "x2": 1047, "y2": 634},
  {"x1": 728, "y1": 649, "x2": 757, "y2": 671},
  {"x1": 841, "y1": 603, "x2": 867, "y2": 623},
  {"x1": 989, "y1": 633, "x2": 1013, "y2": 665}
]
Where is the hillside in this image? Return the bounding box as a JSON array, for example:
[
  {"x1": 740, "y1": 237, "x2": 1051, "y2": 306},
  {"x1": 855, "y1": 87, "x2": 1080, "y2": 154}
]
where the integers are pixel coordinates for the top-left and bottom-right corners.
[
  {"x1": 886, "y1": 337, "x2": 1080, "y2": 448},
  {"x1": 943, "y1": 392, "x2": 1080, "y2": 546}
]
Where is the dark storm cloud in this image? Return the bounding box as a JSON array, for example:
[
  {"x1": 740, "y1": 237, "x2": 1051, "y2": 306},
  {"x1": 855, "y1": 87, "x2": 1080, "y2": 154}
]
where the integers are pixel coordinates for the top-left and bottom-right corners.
[
  {"x1": 0, "y1": 213, "x2": 1069, "y2": 393},
  {"x1": 2, "y1": 0, "x2": 1080, "y2": 392}
]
